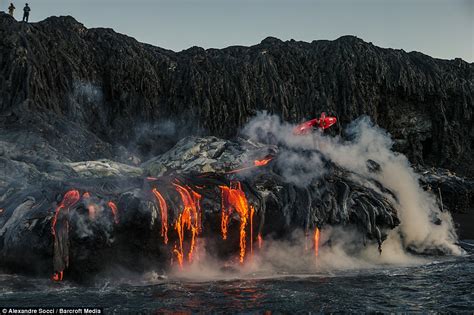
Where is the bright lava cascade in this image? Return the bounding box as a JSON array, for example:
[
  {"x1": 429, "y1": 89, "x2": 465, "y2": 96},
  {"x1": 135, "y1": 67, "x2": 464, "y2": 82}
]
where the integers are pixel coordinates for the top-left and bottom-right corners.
[
  {"x1": 220, "y1": 181, "x2": 251, "y2": 263},
  {"x1": 172, "y1": 182, "x2": 202, "y2": 268}
]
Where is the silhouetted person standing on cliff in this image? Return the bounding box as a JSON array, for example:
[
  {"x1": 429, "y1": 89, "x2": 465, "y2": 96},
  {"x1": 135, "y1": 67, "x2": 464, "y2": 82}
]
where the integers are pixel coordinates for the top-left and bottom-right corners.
[
  {"x1": 8, "y1": 3, "x2": 15, "y2": 17},
  {"x1": 22, "y1": 3, "x2": 30, "y2": 22}
]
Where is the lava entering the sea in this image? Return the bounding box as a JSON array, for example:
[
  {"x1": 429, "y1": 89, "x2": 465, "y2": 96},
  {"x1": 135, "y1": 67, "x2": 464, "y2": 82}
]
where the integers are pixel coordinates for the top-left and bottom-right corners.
[
  {"x1": 152, "y1": 188, "x2": 169, "y2": 244},
  {"x1": 220, "y1": 181, "x2": 251, "y2": 263},
  {"x1": 107, "y1": 201, "x2": 119, "y2": 224},
  {"x1": 172, "y1": 182, "x2": 202, "y2": 267},
  {"x1": 51, "y1": 189, "x2": 80, "y2": 281},
  {"x1": 314, "y1": 228, "x2": 320, "y2": 257}
]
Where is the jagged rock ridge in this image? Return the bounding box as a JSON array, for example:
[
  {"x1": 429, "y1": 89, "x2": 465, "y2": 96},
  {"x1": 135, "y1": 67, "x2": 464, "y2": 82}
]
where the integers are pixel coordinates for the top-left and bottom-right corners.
[{"x1": 0, "y1": 13, "x2": 472, "y2": 176}]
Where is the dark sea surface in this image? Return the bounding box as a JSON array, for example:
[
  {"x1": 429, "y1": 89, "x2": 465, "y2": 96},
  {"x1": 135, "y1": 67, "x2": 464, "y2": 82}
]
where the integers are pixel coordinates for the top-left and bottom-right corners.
[{"x1": 1, "y1": 241, "x2": 473, "y2": 314}]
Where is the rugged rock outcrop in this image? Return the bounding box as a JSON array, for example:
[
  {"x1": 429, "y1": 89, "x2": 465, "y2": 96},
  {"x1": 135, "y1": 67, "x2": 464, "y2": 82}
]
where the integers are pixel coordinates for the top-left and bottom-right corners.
[
  {"x1": 418, "y1": 167, "x2": 474, "y2": 238},
  {"x1": 0, "y1": 13, "x2": 472, "y2": 280},
  {"x1": 0, "y1": 136, "x2": 403, "y2": 280},
  {"x1": 0, "y1": 13, "x2": 472, "y2": 175}
]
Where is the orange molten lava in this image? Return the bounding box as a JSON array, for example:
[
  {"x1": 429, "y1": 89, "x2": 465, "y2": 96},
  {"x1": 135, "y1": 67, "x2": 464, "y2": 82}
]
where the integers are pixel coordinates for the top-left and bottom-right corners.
[
  {"x1": 221, "y1": 191, "x2": 230, "y2": 240},
  {"x1": 51, "y1": 190, "x2": 80, "y2": 236},
  {"x1": 173, "y1": 245, "x2": 183, "y2": 267},
  {"x1": 250, "y1": 205, "x2": 255, "y2": 255},
  {"x1": 107, "y1": 201, "x2": 119, "y2": 224},
  {"x1": 152, "y1": 188, "x2": 169, "y2": 244},
  {"x1": 226, "y1": 156, "x2": 273, "y2": 174},
  {"x1": 258, "y1": 233, "x2": 263, "y2": 249},
  {"x1": 51, "y1": 190, "x2": 80, "y2": 281},
  {"x1": 52, "y1": 271, "x2": 63, "y2": 282},
  {"x1": 220, "y1": 182, "x2": 250, "y2": 263},
  {"x1": 314, "y1": 228, "x2": 320, "y2": 257},
  {"x1": 254, "y1": 157, "x2": 273, "y2": 167},
  {"x1": 173, "y1": 183, "x2": 202, "y2": 267}
]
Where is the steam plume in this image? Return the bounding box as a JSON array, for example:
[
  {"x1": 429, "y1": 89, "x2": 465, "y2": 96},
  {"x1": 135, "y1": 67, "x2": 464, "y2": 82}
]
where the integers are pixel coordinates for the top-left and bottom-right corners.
[{"x1": 242, "y1": 112, "x2": 461, "y2": 256}]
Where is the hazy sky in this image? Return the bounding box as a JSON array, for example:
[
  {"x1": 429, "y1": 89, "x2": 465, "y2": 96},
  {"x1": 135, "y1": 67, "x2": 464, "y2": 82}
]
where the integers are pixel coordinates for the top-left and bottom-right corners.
[{"x1": 2, "y1": 0, "x2": 473, "y2": 61}]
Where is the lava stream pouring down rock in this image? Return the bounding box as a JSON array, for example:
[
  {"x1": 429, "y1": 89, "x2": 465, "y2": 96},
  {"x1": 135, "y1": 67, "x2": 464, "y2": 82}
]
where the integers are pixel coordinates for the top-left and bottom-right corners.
[
  {"x1": 172, "y1": 182, "x2": 202, "y2": 267},
  {"x1": 51, "y1": 189, "x2": 80, "y2": 281},
  {"x1": 152, "y1": 188, "x2": 169, "y2": 244},
  {"x1": 0, "y1": 116, "x2": 466, "y2": 282},
  {"x1": 220, "y1": 182, "x2": 251, "y2": 263}
]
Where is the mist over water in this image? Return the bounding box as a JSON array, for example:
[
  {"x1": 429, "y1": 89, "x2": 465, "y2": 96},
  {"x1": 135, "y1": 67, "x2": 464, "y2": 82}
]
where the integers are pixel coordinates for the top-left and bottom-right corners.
[{"x1": 0, "y1": 245, "x2": 472, "y2": 313}]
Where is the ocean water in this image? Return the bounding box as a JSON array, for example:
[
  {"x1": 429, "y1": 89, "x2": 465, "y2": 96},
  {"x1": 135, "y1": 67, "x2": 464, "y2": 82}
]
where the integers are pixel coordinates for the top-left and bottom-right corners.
[{"x1": 0, "y1": 242, "x2": 473, "y2": 313}]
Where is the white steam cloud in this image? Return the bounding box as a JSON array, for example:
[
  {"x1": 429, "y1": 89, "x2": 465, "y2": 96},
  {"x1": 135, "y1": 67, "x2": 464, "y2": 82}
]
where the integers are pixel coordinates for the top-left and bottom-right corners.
[
  {"x1": 242, "y1": 112, "x2": 461, "y2": 256},
  {"x1": 133, "y1": 112, "x2": 463, "y2": 282}
]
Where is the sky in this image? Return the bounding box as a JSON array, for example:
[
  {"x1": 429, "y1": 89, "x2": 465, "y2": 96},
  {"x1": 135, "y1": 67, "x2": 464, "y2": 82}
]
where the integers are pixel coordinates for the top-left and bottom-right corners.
[{"x1": 1, "y1": 0, "x2": 473, "y2": 61}]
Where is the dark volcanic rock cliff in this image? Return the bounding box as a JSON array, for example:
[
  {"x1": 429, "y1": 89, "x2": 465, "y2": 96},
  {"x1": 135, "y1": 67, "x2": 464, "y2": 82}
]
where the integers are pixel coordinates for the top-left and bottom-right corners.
[
  {"x1": 0, "y1": 13, "x2": 473, "y2": 176},
  {"x1": 0, "y1": 14, "x2": 473, "y2": 278}
]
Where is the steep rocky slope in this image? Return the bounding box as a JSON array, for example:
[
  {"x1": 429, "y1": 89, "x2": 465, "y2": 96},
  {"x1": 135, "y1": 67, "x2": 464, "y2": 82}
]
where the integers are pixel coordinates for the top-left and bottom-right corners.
[
  {"x1": 0, "y1": 12, "x2": 473, "y2": 279},
  {"x1": 0, "y1": 13, "x2": 472, "y2": 175}
]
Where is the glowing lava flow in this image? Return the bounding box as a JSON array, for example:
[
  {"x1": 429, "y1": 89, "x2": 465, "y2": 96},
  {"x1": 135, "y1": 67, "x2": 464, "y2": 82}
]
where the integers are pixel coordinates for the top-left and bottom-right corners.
[
  {"x1": 314, "y1": 228, "x2": 320, "y2": 257},
  {"x1": 52, "y1": 271, "x2": 63, "y2": 281},
  {"x1": 51, "y1": 190, "x2": 80, "y2": 236},
  {"x1": 107, "y1": 201, "x2": 119, "y2": 224},
  {"x1": 220, "y1": 182, "x2": 251, "y2": 263},
  {"x1": 226, "y1": 157, "x2": 274, "y2": 174},
  {"x1": 152, "y1": 188, "x2": 169, "y2": 244},
  {"x1": 51, "y1": 189, "x2": 80, "y2": 281},
  {"x1": 257, "y1": 233, "x2": 263, "y2": 249},
  {"x1": 221, "y1": 193, "x2": 230, "y2": 240},
  {"x1": 173, "y1": 183, "x2": 202, "y2": 267},
  {"x1": 250, "y1": 205, "x2": 255, "y2": 255},
  {"x1": 254, "y1": 157, "x2": 273, "y2": 167}
]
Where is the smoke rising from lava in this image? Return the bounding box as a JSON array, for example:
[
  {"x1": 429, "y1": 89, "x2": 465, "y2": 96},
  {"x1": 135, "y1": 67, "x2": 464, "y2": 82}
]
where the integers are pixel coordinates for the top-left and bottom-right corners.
[
  {"x1": 1, "y1": 106, "x2": 464, "y2": 282},
  {"x1": 242, "y1": 112, "x2": 461, "y2": 257},
  {"x1": 162, "y1": 112, "x2": 463, "y2": 280}
]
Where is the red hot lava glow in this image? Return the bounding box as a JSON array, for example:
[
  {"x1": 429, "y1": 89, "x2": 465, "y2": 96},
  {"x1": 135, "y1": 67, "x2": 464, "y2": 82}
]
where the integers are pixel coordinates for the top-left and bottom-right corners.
[
  {"x1": 51, "y1": 189, "x2": 80, "y2": 281},
  {"x1": 107, "y1": 201, "x2": 119, "y2": 224},
  {"x1": 220, "y1": 182, "x2": 251, "y2": 263},
  {"x1": 47, "y1": 176, "x2": 325, "y2": 279},
  {"x1": 254, "y1": 157, "x2": 273, "y2": 167},
  {"x1": 172, "y1": 183, "x2": 202, "y2": 268},
  {"x1": 227, "y1": 157, "x2": 274, "y2": 174},
  {"x1": 152, "y1": 188, "x2": 169, "y2": 244},
  {"x1": 314, "y1": 228, "x2": 320, "y2": 257}
]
